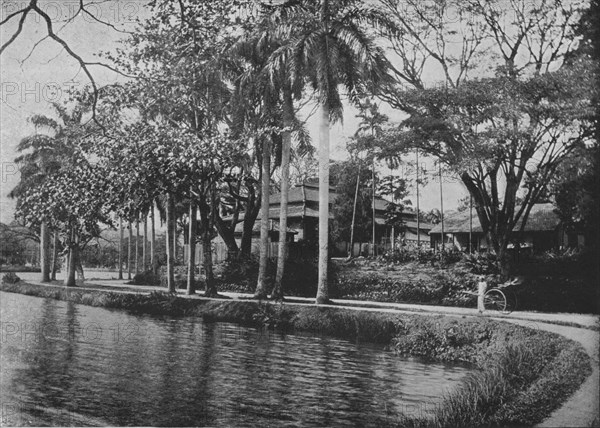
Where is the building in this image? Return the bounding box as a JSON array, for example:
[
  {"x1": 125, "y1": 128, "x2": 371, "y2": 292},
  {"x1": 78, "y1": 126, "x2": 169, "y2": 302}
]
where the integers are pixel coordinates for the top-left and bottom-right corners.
[
  {"x1": 428, "y1": 203, "x2": 575, "y2": 253},
  {"x1": 226, "y1": 180, "x2": 433, "y2": 257}
]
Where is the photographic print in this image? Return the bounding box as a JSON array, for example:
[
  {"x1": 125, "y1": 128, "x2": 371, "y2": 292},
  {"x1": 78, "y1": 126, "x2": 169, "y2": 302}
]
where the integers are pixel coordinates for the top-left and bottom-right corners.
[{"x1": 1, "y1": 0, "x2": 598, "y2": 426}]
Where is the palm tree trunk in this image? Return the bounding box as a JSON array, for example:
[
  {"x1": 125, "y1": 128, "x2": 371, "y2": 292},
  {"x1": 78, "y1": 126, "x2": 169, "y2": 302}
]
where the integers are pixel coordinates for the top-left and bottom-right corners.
[
  {"x1": 143, "y1": 211, "x2": 148, "y2": 271},
  {"x1": 135, "y1": 217, "x2": 140, "y2": 274},
  {"x1": 187, "y1": 196, "x2": 196, "y2": 295},
  {"x1": 127, "y1": 222, "x2": 132, "y2": 280},
  {"x1": 272, "y1": 89, "x2": 294, "y2": 300},
  {"x1": 201, "y1": 229, "x2": 216, "y2": 296},
  {"x1": 316, "y1": 103, "x2": 330, "y2": 304},
  {"x1": 372, "y1": 156, "x2": 376, "y2": 257},
  {"x1": 416, "y1": 149, "x2": 420, "y2": 248},
  {"x1": 118, "y1": 218, "x2": 123, "y2": 280},
  {"x1": 255, "y1": 137, "x2": 271, "y2": 299},
  {"x1": 469, "y1": 195, "x2": 473, "y2": 254},
  {"x1": 173, "y1": 213, "x2": 177, "y2": 264},
  {"x1": 76, "y1": 241, "x2": 85, "y2": 281},
  {"x1": 65, "y1": 227, "x2": 77, "y2": 287},
  {"x1": 150, "y1": 205, "x2": 156, "y2": 272},
  {"x1": 40, "y1": 220, "x2": 51, "y2": 282},
  {"x1": 166, "y1": 193, "x2": 176, "y2": 293},
  {"x1": 201, "y1": 190, "x2": 218, "y2": 297},
  {"x1": 439, "y1": 162, "x2": 445, "y2": 254},
  {"x1": 51, "y1": 231, "x2": 58, "y2": 280}
]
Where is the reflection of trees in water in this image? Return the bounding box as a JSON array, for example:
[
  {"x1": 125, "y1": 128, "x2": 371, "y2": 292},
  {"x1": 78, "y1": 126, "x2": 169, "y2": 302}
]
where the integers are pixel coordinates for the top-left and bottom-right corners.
[
  {"x1": 150, "y1": 319, "x2": 217, "y2": 426},
  {"x1": 12, "y1": 298, "x2": 78, "y2": 426},
  {"x1": 2, "y1": 296, "x2": 471, "y2": 426}
]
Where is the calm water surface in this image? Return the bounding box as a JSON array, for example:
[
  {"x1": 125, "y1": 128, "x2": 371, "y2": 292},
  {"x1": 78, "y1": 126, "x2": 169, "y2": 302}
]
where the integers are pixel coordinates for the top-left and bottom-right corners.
[{"x1": 0, "y1": 291, "x2": 472, "y2": 427}]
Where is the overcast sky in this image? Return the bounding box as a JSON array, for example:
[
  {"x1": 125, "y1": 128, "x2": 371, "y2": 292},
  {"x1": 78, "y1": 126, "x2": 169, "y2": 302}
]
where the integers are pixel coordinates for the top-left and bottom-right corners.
[{"x1": 0, "y1": 0, "x2": 466, "y2": 224}]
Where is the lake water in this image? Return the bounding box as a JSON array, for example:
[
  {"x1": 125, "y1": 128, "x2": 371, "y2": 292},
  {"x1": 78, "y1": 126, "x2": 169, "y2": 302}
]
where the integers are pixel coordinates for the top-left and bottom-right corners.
[{"x1": 0, "y1": 292, "x2": 472, "y2": 426}]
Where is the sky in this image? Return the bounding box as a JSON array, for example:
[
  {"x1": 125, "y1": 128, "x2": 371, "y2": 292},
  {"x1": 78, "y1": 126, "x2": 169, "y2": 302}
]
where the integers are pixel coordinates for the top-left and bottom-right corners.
[{"x1": 0, "y1": 0, "x2": 466, "y2": 224}]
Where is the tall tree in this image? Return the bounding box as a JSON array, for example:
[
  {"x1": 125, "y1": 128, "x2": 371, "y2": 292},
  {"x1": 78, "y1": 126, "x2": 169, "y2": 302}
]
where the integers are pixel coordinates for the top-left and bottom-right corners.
[
  {"x1": 379, "y1": 0, "x2": 595, "y2": 274},
  {"x1": 269, "y1": 0, "x2": 393, "y2": 302},
  {"x1": 352, "y1": 99, "x2": 389, "y2": 256},
  {"x1": 254, "y1": 137, "x2": 273, "y2": 299},
  {"x1": 331, "y1": 159, "x2": 373, "y2": 251},
  {"x1": 245, "y1": 3, "x2": 312, "y2": 299},
  {"x1": 16, "y1": 150, "x2": 113, "y2": 287},
  {"x1": 9, "y1": 108, "x2": 81, "y2": 282}
]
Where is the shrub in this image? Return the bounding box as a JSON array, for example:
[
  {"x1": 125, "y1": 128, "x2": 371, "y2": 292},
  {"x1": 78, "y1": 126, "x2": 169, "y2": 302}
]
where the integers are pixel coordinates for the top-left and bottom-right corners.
[
  {"x1": 1, "y1": 272, "x2": 20, "y2": 284},
  {"x1": 157, "y1": 265, "x2": 202, "y2": 290},
  {"x1": 217, "y1": 254, "x2": 338, "y2": 297},
  {"x1": 440, "y1": 249, "x2": 463, "y2": 265},
  {"x1": 217, "y1": 255, "x2": 270, "y2": 293},
  {"x1": 378, "y1": 247, "x2": 438, "y2": 265},
  {"x1": 462, "y1": 252, "x2": 500, "y2": 275},
  {"x1": 332, "y1": 270, "x2": 482, "y2": 307},
  {"x1": 130, "y1": 269, "x2": 161, "y2": 286}
]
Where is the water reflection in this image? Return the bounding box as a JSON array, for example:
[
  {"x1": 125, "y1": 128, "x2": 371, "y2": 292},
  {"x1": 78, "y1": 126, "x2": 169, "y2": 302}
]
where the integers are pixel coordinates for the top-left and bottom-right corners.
[{"x1": 0, "y1": 292, "x2": 471, "y2": 426}]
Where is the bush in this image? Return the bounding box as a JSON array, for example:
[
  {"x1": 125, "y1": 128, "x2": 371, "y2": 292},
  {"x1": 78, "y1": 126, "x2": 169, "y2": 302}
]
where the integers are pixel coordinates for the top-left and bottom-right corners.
[
  {"x1": 130, "y1": 269, "x2": 161, "y2": 286},
  {"x1": 1, "y1": 272, "x2": 20, "y2": 284},
  {"x1": 216, "y1": 255, "x2": 266, "y2": 293},
  {"x1": 440, "y1": 249, "x2": 463, "y2": 265},
  {"x1": 216, "y1": 254, "x2": 338, "y2": 297},
  {"x1": 159, "y1": 265, "x2": 203, "y2": 290},
  {"x1": 378, "y1": 247, "x2": 438, "y2": 264},
  {"x1": 332, "y1": 269, "x2": 481, "y2": 307},
  {"x1": 462, "y1": 252, "x2": 500, "y2": 275}
]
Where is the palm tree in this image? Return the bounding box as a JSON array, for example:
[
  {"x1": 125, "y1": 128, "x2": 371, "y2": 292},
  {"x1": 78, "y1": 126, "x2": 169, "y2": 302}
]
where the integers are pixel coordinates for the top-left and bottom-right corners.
[
  {"x1": 255, "y1": 137, "x2": 272, "y2": 299},
  {"x1": 10, "y1": 106, "x2": 82, "y2": 282},
  {"x1": 232, "y1": 10, "x2": 301, "y2": 299},
  {"x1": 247, "y1": 4, "x2": 312, "y2": 300},
  {"x1": 268, "y1": 0, "x2": 392, "y2": 303}
]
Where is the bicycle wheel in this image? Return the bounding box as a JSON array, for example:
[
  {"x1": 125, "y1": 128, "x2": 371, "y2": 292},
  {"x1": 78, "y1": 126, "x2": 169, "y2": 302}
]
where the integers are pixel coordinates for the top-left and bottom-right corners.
[{"x1": 484, "y1": 289, "x2": 508, "y2": 314}]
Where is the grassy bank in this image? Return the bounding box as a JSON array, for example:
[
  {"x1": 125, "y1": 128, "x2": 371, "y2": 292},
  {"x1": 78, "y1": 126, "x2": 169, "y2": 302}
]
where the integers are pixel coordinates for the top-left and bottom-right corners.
[{"x1": 0, "y1": 281, "x2": 592, "y2": 427}]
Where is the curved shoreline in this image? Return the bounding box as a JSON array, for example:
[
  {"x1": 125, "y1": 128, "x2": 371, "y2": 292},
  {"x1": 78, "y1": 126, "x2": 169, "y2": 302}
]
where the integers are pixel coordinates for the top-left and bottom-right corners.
[{"x1": 1, "y1": 280, "x2": 597, "y2": 427}]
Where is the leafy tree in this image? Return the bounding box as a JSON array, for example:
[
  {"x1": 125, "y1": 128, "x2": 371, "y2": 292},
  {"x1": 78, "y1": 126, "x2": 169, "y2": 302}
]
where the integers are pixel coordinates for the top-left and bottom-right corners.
[
  {"x1": 378, "y1": 0, "x2": 595, "y2": 274},
  {"x1": 421, "y1": 209, "x2": 442, "y2": 225},
  {"x1": 0, "y1": 224, "x2": 30, "y2": 266},
  {"x1": 551, "y1": 135, "x2": 599, "y2": 251},
  {"x1": 16, "y1": 151, "x2": 113, "y2": 286},
  {"x1": 9, "y1": 104, "x2": 91, "y2": 282},
  {"x1": 330, "y1": 159, "x2": 373, "y2": 246},
  {"x1": 551, "y1": 0, "x2": 599, "y2": 251},
  {"x1": 96, "y1": 0, "x2": 249, "y2": 293},
  {"x1": 378, "y1": 174, "x2": 411, "y2": 243},
  {"x1": 348, "y1": 99, "x2": 390, "y2": 256}
]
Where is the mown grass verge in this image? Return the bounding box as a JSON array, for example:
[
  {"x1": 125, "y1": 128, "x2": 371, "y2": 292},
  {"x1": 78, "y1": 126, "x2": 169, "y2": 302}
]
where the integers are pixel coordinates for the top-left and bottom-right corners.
[{"x1": 0, "y1": 281, "x2": 592, "y2": 427}]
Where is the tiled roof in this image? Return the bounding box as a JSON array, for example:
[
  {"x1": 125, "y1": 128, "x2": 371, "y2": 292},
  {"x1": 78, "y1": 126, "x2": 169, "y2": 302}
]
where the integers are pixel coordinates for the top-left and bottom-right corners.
[
  {"x1": 234, "y1": 220, "x2": 298, "y2": 234},
  {"x1": 405, "y1": 220, "x2": 434, "y2": 230},
  {"x1": 429, "y1": 203, "x2": 560, "y2": 234},
  {"x1": 269, "y1": 185, "x2": 337, "y2": 205},
  {"x1": 234, "y1": 205, "x2": 327, "y2": 223}
]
